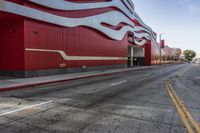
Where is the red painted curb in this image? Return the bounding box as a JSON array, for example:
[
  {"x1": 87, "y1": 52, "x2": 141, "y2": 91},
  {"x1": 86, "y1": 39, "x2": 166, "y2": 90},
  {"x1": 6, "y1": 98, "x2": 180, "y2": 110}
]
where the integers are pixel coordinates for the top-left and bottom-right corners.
[
  {"x1": 0, "y1": 63, "x2": 182, "y2": 93},
  {"x1": 0, "y1": 69, "x2": 139, "y2": 93}
]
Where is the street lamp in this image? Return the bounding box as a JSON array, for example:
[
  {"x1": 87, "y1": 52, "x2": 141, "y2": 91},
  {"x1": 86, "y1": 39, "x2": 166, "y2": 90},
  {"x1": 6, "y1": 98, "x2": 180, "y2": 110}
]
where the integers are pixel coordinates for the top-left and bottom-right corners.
[{"x1": 159, "y1": 33, "x2": 166, "y2": 65}]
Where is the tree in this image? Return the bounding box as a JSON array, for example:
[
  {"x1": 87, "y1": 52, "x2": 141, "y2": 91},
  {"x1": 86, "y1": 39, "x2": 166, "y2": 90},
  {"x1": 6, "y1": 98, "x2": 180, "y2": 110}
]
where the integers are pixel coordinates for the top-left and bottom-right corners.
[{"x1": 183, "y1": 50, "x2": 196, "y2": 61}]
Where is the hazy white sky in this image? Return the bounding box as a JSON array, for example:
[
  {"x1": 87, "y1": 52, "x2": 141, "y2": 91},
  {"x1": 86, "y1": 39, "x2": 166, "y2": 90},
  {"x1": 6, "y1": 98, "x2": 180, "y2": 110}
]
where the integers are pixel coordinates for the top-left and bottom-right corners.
[{"x1": 132, "y1": 0, "x2": 200, "y2": 57}]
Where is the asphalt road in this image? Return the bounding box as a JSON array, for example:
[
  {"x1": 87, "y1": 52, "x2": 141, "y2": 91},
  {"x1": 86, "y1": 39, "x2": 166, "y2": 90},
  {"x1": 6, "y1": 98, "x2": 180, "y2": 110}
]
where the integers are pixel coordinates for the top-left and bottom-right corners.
[
  {"x1": 0, "y1": 64, "x2": 199, "y2": 133},
  {"x1": 170, "y1": 63, "x2": 200, "y2": 132}
]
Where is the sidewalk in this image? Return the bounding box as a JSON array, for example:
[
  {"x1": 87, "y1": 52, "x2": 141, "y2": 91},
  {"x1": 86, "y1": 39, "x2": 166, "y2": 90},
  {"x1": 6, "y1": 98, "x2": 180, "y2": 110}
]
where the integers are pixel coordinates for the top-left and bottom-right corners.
[{"x1": 0, "y1": 66, "x2": 158, "y2": 92}]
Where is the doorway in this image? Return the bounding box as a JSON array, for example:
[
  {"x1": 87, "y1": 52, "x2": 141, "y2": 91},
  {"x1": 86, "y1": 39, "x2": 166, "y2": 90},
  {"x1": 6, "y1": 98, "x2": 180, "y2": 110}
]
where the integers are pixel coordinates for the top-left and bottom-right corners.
[{"x1": 128, "y1": 46, "x2": 145, "y2": 67}]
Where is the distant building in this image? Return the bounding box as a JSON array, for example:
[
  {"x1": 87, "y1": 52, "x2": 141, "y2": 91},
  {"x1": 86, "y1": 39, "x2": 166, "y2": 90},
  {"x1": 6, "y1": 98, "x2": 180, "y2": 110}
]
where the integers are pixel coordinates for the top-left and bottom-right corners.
[{"x1": 161, "y1": 46, "x2": 182, "y2": 63}]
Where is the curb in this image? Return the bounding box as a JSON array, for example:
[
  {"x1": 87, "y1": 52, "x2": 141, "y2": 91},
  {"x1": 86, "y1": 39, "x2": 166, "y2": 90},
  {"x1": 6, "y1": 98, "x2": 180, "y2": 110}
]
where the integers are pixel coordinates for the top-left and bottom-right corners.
[{"x1": 0, "y1": 67, "x2": 151, "y2": 93}]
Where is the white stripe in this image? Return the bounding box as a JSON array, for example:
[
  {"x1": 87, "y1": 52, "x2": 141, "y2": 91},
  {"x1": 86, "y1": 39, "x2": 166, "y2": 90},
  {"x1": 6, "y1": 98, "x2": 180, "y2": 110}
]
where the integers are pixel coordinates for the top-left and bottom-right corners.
[
  {"x1": 110, "y1": 80, "x2": 127, "y2": 86},
  {"x1": 144, "y1": 74, "x2": 151, "y2": 77},
  {"x1": 0, "y1": 0, "x2": 151, "y2": 44},
  {"x1": 0, "y1": 100, "x2": 52, "y2": 117},
  {"x1": 121, "y1": 0, "x2": 134, "y2": 14},
  {"x1": 26, "y1": 48, "x2": 128, "y2": 61},
  {"x1": 127, "y1": 0, "x2": 135, "y2": 10},
  {"x1": 30, "y1": 0, "x2": 152, "y2": 31}
]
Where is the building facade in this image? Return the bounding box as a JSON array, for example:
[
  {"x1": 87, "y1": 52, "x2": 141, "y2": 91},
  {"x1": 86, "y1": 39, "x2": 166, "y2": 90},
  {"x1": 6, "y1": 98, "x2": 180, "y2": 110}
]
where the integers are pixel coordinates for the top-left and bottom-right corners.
[{"x1": 0, "y1": 0, "x2": 178, "y2": 77}]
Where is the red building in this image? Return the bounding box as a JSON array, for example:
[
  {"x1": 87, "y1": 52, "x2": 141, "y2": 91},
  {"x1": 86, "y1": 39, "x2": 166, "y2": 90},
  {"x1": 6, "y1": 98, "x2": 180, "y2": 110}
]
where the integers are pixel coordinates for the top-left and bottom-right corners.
[{"x1": 0, "y1": 0, "x2": 176, "y2": 77}]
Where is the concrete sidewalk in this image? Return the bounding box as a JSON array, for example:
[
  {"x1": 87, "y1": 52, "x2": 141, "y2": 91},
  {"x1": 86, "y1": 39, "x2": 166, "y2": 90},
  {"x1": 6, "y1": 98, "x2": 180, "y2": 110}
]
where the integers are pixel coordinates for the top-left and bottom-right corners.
[{"x1": 0, "y1": 66, "x2": 158, "y2": 92}]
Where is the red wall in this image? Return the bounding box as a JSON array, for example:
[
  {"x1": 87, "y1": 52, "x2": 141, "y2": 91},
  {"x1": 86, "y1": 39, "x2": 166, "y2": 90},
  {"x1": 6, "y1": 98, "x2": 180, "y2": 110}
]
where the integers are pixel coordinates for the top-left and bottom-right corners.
[
  {"x1": 1, "y1": 0, "x2": 158, "y2": 73},
  {"x1": 24, "y1": 19, "x2": 128, "y2": 70},
  {"x1": 144, "y1": 41, "x2": 152, "y2": 65},
  {"x1": 22, "y1": 1, "x2": 129, "y2": 71},
  {"x1": 0, "y1": 12, "x2": 25, "y2": 71}
]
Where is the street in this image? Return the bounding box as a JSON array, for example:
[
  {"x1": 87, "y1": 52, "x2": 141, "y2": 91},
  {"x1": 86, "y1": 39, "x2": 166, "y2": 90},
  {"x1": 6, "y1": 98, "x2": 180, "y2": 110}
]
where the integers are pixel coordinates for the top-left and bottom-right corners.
[{"x1": 0, "y1": 64, "x2": 199, "y2": 133}]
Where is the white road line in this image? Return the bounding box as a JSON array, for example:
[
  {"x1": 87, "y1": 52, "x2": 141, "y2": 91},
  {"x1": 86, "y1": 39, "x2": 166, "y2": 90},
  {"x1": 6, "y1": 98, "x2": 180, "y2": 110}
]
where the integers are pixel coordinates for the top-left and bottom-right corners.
[
  {"x1": 0, "y1": 100, "x2": 53, "y2": 117},
  {"x1": 110, "y1": 80, "x2": 127, "y2": 86},
  {"x1": 144, "y1": 74, "x2": 151, "y2": 77}
]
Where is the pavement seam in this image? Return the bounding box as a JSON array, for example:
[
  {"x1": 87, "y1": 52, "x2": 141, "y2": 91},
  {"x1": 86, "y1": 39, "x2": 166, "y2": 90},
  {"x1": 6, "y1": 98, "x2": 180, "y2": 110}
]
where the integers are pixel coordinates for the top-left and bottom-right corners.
[
  {"x1": 58, "y1": 102, "x2": 180, "y2": 127},
  {"x1": 34, "y1": 90, "x2": 174, "y2": 108}
]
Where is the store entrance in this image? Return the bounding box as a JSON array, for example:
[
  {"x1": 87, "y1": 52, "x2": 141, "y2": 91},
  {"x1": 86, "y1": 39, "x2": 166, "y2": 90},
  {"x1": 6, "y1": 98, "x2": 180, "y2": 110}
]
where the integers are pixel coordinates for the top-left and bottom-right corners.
[{"x1": 128, "y1": 46, "x2": 145, "y2": 67}]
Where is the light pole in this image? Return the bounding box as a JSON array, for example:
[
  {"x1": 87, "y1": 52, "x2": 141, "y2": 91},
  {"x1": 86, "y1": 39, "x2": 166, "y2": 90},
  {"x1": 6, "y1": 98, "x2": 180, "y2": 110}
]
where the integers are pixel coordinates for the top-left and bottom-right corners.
[{"x1": 159, "y1": 33, "x2": 166, "y2": 65}]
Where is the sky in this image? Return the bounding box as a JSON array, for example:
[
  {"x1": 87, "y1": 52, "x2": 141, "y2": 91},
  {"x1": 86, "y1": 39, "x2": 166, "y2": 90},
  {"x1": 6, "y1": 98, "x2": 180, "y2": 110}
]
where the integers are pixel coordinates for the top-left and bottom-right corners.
[{"x1": 132, "y1": 0, "x2": 200, "y2": 57}]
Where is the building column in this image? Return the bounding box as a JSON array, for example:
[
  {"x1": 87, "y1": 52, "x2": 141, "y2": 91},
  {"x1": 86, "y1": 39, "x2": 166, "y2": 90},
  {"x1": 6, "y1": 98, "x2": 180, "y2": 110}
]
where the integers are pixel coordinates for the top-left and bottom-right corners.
[{"x1": 130, "y1": 47, "x2": 134, "y2": 67}]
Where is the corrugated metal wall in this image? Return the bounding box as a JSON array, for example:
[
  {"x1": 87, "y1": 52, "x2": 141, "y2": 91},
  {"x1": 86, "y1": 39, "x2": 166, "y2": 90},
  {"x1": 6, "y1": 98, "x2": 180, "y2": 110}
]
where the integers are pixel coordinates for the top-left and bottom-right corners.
[
  {"x1": 24, "y1": 19, "x2": 128, "y2": 70},
  {"x1": 0, "y1": 12, "x2": 25, "y2": 71},
  {"x1": 1, "y1": 0, "x2": 164, "y2": 73},
  {"x1": 23, "y1": 2, "x2": 128, "y2": 71}
]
